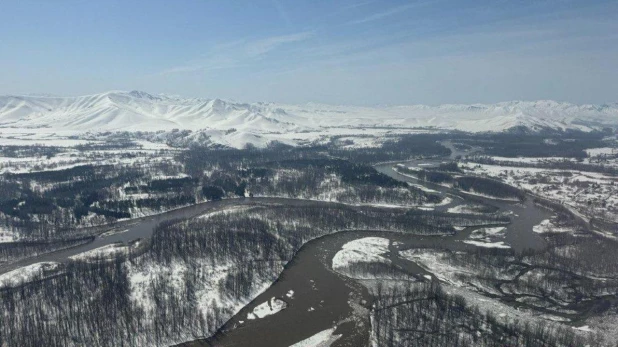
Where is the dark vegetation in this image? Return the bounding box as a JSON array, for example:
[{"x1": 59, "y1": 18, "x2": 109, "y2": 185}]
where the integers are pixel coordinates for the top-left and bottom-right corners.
[
  {"x1": 329, "y1": 134, "x2": 452, "y2": 163},
  {"x1": 469, "y1": 156, "x2": 618, "y2": 175},
  {"x1": 0, "y1": 137, "x2": 443, "y2": 245},
  {"x1": 0, "y1": 203, "x2": 481, "y2": 347},
  {"x1": 454, "y1": 176, "x2": 526, "y2": 201},
  {"x1": 0, "y1": 237, "x2": 94, "y2": 265},
  {"x1": 0, "y1": 145, "x2": 63, "y2": 158},
  {"x1": 394, "y1": 166, "x2": 526, "y2": 201},
  {"x1": 452, "y1": 131, "x2": 606, "y2": 158},
  {"x1": 372, "y1": 283, "x2": 595, "y2": 347},
  {"x1": 0, "y1": 131, "x2": 615, "y2": 346}
]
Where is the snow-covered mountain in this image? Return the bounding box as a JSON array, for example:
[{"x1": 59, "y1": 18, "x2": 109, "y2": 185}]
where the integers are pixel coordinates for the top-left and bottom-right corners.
[{"x1": 0, "y1": 91, "x2": 616, "y2": 148}]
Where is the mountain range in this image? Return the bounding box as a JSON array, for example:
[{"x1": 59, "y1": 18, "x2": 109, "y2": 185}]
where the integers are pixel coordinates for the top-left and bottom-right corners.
[{"x1": 0, "y1": 91, "x2": 616, "y2": 148}]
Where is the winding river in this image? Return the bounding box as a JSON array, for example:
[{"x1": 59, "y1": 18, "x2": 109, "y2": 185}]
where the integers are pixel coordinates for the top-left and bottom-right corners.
[
  {"x1": 1, "y1": 147, "x2": 561, "y2": 346},
  {"x1": 180, "y1": 160, "x2": 556, "y2": 346}
]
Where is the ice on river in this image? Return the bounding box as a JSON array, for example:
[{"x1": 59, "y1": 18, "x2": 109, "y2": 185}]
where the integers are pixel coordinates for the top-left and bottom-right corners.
[
  {"x1": 288, "y1": 327, "x2": 342, "y2": 347},
  {"x1": 462, "y1": 240, "x2": 511, "y2": 249},
  {"x1": 332, "y1": 237, "x2": 390, "y2": 270},
  {"x1": 247, "y1": 297, "x2": 287, "y2": 320}
]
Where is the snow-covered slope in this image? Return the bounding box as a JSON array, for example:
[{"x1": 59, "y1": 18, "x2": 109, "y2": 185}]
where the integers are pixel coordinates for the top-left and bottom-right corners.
[
  {"x1": 0, "y1": 91, "x2": 305, "y2": 133},
  {"x1": 0, "y1": 91, "x2": 616, "y2": 148}
]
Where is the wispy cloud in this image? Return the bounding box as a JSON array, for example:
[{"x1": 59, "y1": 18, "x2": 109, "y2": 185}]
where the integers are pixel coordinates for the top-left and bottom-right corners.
[
  {"x1": 348, "y1": 2, "x2": 430, "y2": 25},
  {"x1": 160, "y1": 31, "x2": 314, "y2": 75},
  {"x1": 159, "y1": 61, "x2": 241, "y2": 76},
  {"x1": 342, "y1": 0, "x2": 377, "y2": 10},
  {"x1": 160, "y1": 65, "x2": 203, "y2": 75},
  {"x1": 246, "y1": 31, "x2": 315, "y2": 57}
]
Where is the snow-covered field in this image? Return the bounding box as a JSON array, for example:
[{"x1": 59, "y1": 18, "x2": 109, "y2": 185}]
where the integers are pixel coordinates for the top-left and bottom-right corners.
[
  {"x1": 69, "y1": 243, "x2": 136, "y2": 261},
  {"x1": 0, "y1": 141, "x2": 177, "y2": 174},
  {"x1": 0, "y1": 262, "x2": 60, "y2": 288},
  {"x1": 399, "y1": 250, "x2": 476, "y2": 287},
  {"x1": 0, "y1": 227, "x2": 20, "y2": 243},
  {"x1": 461, "y1": 161, "x2": 618, "y2": 224}
]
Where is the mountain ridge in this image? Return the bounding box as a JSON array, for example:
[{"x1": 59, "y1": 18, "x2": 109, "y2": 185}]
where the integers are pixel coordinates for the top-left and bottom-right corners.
[{"x1": 0, "y1": 91, "x2": 616, "y2": 148}]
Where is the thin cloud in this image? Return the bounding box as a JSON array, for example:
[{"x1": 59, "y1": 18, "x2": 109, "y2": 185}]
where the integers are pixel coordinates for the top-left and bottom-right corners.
[
  {"x1": 159, "y1": 55, "x2": 241, "y2": 75},
  {"x1": 159, "y1": 65, "x2": 203, "y2": 75},
  {"x1": 245, "y1": 31, "x2": 315, "y2": 57},
  {"x1": 160, "y1": 31, "x2": 315, "y2": 75},
  {"x1": 348, "y1": 2, "x2": 429, "y2": 25},
  {"x1": 342, "y1": 0, "x2": 377, "y2": 10}
]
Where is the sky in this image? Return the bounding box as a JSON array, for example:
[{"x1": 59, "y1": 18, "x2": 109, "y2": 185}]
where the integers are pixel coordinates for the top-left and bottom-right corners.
[{"x1": 0, "y1": 0, "x2": 617, "y2": 105}]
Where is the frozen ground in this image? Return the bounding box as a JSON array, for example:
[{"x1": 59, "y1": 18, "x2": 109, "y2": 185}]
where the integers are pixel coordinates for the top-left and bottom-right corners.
[
  {"x1": 69, "y1": 243, "x2": 136, "y2": 261},
  {"x1": 0, "y1": 139, "x2": 177, "y2": 174},
  {"x1": 0, "y1": 261, "x2": 59, "y2": 288},
  {"x1": 0, "y1": 227, "x2": 20, "y2": 243},
  {"x1": 461, "y1": 160, "x2": 618, "y2": 224}
]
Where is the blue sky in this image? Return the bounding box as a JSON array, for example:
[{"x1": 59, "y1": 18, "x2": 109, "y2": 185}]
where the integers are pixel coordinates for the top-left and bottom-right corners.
[{"x1": 0, "y1": 0, "x2": 616, "y2": 105}]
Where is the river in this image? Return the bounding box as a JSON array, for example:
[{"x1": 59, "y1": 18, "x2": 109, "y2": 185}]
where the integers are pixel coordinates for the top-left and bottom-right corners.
[
  {"x1": 181, "y1": 157, "x2": 555, "y2": 346},
  {"x1": 0, "y1": 149, "x2": 556, "y2": 346}
]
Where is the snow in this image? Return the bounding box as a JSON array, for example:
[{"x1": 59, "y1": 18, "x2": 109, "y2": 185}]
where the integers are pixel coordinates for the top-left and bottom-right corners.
[
  {"x1": 247, "y1": 297, "x2": 287, "y2": 320},
  {"x1": 69, "y1": 243, "x2": 131, "y2": 261},
  {"x1": 0, "y1": 227, "x2": 20, "y2": 243},
  {"x1": 399, "y1": 250, "x2": 473, "y2": 287},
  {"x1": 1, "y1": 91, "x2": 617, "y2": 149},
  {"x1": 462, "y1": 240, "x2": 511, "y2": 249},
  {"x1": 0, "y1": 262, "x2": 59, "y2": 287},
  {"x1": 425, "y1": 196, "x2": 452, "y2": 207},
  {"x1": 573, "y1": 325, "x2": 594, "y2": 332},
  {"x1": 447, "y1": 204, "x2": 483, "y2": 214},
  {"x1": 332, "y1": 237, "x2": 391, "y2": 271},
  {"x1": 128, "y1": 260, "x2": 235, "y2": 319},
  {"x1": 458, "y1": 189, "x2": 520, "y2": 201},
  {"x1": 469, "y1": 227, "x2": 506, "y2": 239},
  {"x1": 407, "y1": 183, "x2": 439, "y2": 193},
  {"x1": 198, "y1": 206, "x2": 253, "y2": 219},
  {"x1": 286, "y1": 290, "x2": 294, "y2": 299},
  {"x1": 532, "y1": 219, "x2": 572, "y2": 234},
  {"x1": 463, "y1": 226, "x2": 510, "y2": 248},
  {"x1": 289, "y1": 328, "x2": 342, "y2": 347},
  {"x1": 461, "y1": 160, "x2": 618, "y2": 226},
  {"x1": 586, "y1": 147, "x2": 616, "y2": 157}
]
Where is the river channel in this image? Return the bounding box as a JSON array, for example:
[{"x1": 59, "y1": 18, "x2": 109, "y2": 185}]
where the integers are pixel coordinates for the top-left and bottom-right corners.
[
  {"x1": 1, "y1": 150, "x2": 558, "y2": 346},
  {"x1": 181, "y1": 158, "x2": 555, "y2": 346}
]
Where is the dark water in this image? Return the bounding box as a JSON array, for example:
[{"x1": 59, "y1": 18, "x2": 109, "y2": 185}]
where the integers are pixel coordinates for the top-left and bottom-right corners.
[
  {"x1": 182, "y1": 159, "x2": 554, "y2": 347},
  {"x1": 1, "y1": 151, "x2": 555, "y2": 347},
  {"x1": 184, "y1": 231, "x2": 377, "y2": 347},
  {"x1": 374, "y1": 162, "x2": 549, "y2": 252},
  {"x1": 0, "y1": 198, "x2": 350, "y2": 275}
]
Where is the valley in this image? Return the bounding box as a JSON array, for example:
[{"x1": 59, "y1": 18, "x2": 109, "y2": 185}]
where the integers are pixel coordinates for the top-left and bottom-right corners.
[
  {"x1": 4, "y1": 1, "x2": 618, "y2": 345},
  {"x1": 0, "y1": 94, "x2": 616, "y2": 346}
]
